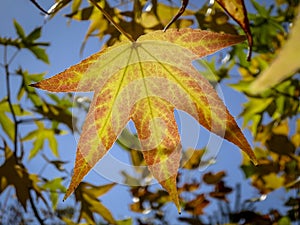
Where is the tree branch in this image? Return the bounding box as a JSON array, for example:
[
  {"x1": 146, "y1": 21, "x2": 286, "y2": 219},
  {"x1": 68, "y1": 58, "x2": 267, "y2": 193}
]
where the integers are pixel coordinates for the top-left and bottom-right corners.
[
  {"x1": 29, "y1": 189, "x2": 45, "y2": 225},
  {"x1": 4, "y1": 45, "x2": 19, "y2": 157}
]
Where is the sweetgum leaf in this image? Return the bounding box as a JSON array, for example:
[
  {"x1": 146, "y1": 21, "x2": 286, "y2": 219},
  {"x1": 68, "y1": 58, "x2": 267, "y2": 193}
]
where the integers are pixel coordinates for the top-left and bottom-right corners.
[{"x1": 31, "y1": 28, "x2": 257, "y2": 212}]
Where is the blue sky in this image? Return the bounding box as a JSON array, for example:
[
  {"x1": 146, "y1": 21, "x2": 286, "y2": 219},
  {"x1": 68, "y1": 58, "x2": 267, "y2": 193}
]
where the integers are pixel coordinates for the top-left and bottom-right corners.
[{"x1": 0, "y1": 0, "x2": 291, "y2": 223}]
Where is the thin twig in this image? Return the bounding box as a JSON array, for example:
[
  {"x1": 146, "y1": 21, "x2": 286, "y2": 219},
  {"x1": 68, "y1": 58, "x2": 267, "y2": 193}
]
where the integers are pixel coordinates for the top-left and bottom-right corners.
[
  {"x1": 17, "y1": 117, "x2": 47, "y2": 124},
  {"x1": 29, "y1": 0, "x2": 50, "y2": 15},
  {"x1": 4, "y1": 45, "x2": 19, "y2": 157},
  {"x1": 89, "y1": 0, "x2": 135, "y2": 42},
  {"x1": 29, "y1": 189, "x2": 45, "y2": 225},
  {"x1": 8, "y1": 50, "x2": 19, "y2": 65},
  {"x1": 163, "y1": 0, "x2": 189, "y2": 32}
]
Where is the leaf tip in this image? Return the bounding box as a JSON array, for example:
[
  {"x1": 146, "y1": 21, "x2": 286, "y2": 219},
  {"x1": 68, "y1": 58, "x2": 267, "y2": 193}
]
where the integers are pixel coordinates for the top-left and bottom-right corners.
[
  {"x1": 178, "y1": 208, "x2": 182, "y2": 215},
  {"x1": 247, "y1": 150, "x2": 258, "y2": 166},
  {"x1": 63, "y1": 187, "x2": 73, "y2": 201},
  {"x1": 252, "y1": 158, "x2": 259, "y2": 166},
  {"x1": 29, "y1": 83, "x2": 40, "y2": 88}
]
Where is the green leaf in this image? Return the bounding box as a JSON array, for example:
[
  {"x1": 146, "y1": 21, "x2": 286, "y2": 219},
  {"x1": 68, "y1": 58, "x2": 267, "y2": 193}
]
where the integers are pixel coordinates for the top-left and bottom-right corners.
[
  {"x1": 250, "y1": 8, "x2": 300, "y2": 93},
  {"x1": 240, "y1": 97, "x2": 273, "y2": 127},
  {"x1": 250, "y1": 0, "x2": 269, "y2": 15},
  {"x1": 28, "y1": 46, "x2": 50, "y2": 64},
  {"x1": 0, "y1": 111, "x2": 14, "y2": 141},
  {"x1": 22, "y1": 121, "x2": 59, "y2": 159},
  {"x1": 0, "y1": 99, "x2": 31, "y2": 141},
  {"x1": 42, "y1": 178, "x2": 66, "y2": 209},
  {"x1": 47, "y1": 131, "x2": 59, "y2": 157},
  {"x1": 10, "y1": 21, "x2": 49, "y2": 63},
  {"x1": 27, "y1": 27, "x2": 42, "y2": 42},
  {"x1": 13, "y1": 19, "x2": 25, "y2": 39},
  {"x1": 17, "y1": 70, "x2": 45, "y2": 105}
]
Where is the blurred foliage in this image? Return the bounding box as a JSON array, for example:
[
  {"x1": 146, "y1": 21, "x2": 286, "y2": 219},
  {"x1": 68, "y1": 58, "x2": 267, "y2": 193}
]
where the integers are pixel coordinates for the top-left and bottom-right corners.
[{"x1": 0, "y1": 0, "x2": 299, "y2": 224}]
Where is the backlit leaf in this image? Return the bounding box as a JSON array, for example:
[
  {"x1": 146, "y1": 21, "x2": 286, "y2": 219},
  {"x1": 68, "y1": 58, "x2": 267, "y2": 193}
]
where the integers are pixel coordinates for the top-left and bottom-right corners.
[
  {"x1": 42, "y1": 177, "x2": 66, "y2": 209},
  {"x1": 22, "y1": 121, "x2": 59, "y2": 159},
  {"x1": 32, "y1": 28, "x2": 257, "y2": 212},
  {"x1": 0, "y1": 99, "x2": 31, "y2": 141},
  {"x1": 11, "y1": 21, "x2": 50, "y2": 63}
]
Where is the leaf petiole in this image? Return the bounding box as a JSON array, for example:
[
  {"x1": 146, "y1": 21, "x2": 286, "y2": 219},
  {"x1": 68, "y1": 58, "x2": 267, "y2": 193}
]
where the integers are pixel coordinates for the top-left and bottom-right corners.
[
  {"x1": 89, "y1": 0, "x2": 135, "y2": 42},
  {"x1": 163, "y1": 0, "x2": 189, "y2": 32}
]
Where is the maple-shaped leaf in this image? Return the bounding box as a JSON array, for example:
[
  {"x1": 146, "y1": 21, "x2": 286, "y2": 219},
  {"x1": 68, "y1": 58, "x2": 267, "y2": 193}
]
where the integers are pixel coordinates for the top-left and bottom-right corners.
[
  {"x1": 31, "y1": 28, "x2": 257, "y2": 212},
  {"x1": 0, "y1": 143, "x2": 47, "y2": 210},
  {"x1": 74, "y1": 182, "x2": 116, "y2": 225}
]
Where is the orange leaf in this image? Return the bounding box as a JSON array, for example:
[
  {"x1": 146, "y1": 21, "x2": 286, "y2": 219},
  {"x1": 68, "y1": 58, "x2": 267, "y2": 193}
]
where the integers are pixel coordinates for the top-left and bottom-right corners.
[
  {"x1": 184, "y1": 194, "x2": 210, "y2": 215},
  {"x1": 31, "y1": 28, "x2": 256, "y2": 212},
  {"x1": 215, "y1": 0, "x2": 253, "y2": 60}
]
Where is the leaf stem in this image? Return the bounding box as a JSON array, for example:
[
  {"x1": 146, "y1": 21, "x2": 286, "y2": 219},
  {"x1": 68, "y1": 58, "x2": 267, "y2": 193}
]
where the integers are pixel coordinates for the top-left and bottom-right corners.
[
  {"x1": 89, "y1": 0, "x2": 135, "y2": 42},
  {"x1": 163, "y1": 0, "x2": 189, "y2": 32},
  {"x1": 29, "y1": 0, "x2": 50, "y2": 15},
  {"x1": 8, "y1": 49, "x2": 19, "y2": 65}
]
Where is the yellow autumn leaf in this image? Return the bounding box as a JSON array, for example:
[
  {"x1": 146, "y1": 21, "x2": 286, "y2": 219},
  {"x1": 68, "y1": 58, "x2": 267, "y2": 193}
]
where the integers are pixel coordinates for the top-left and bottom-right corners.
[
  {"x1": 31, "y1": 28, "x2": 256, "y2": 212},
  {"x1": 263, "y1": 173, "x2": 285, "y2": 190}
]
